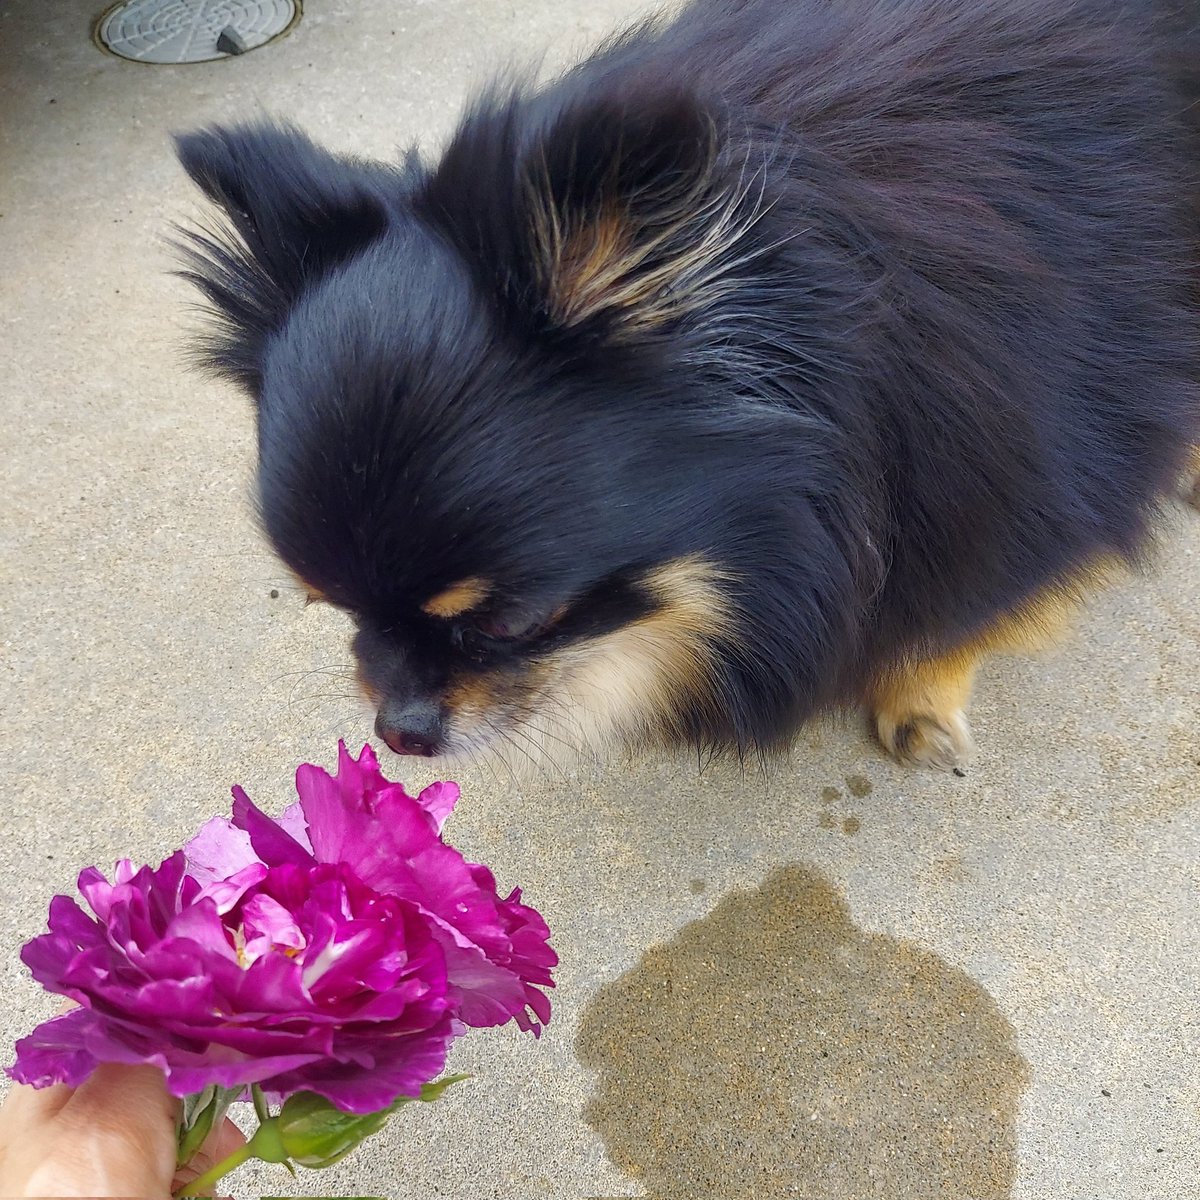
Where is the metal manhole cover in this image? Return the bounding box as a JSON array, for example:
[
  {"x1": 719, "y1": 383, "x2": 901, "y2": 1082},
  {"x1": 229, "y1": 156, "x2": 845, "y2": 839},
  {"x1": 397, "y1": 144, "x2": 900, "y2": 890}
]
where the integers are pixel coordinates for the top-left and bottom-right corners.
[{"x1": 95, "y1": 0, "x2": 300, "y2": 64}]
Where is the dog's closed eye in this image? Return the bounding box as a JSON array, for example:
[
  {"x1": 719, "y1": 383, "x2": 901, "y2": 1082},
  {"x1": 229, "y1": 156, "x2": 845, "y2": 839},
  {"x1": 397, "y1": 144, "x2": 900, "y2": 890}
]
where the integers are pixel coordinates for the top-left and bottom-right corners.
[
  {"x1": 469, "y1": 612, "x2": 547, "y2": 641},
  {"x1": 452, "y1": 610, "x2": 559, "y2": 663}
]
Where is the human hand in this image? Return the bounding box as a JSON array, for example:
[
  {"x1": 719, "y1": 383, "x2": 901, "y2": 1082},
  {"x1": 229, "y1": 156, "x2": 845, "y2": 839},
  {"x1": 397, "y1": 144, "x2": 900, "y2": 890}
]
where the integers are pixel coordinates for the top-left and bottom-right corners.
[{"x1": 0, "y1": 1062, "x2": 244, "y2": 1198}]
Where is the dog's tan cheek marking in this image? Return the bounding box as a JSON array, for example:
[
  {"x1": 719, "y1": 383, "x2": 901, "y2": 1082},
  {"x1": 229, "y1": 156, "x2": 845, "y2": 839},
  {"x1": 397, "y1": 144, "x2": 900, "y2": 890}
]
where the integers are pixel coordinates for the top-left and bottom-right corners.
[
  {"x1": 430, "y1": 558, "x2": 733, "y2": 766},
  {"x1": 421, "y1": 577, "x2": 491, "y2": 619},
  {"x1": 441, "y1": 670, "x2": 550, "y2": 762},
  {"x1": 444, "y1": 669, "x2": 540, "y2": 723},
  {"x1": 444, "y1": 673, "x2": 502, "y2": 717},
  {"x1": 536, "y1": 556, "x2": 736, "y2": 748}
]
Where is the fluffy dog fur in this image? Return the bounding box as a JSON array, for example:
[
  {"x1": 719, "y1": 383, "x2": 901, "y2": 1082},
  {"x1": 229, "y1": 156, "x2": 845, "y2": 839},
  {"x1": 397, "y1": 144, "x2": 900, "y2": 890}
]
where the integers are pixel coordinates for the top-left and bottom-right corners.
[{"x1": 177, "y1": 0, "x2": 1200, "y2": 772}]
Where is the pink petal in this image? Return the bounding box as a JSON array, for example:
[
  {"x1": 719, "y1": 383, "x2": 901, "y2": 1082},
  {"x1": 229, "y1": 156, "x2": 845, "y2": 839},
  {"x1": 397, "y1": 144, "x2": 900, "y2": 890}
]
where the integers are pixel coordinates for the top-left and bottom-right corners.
[
  {"x1": 262, "y1": 1016, "x2": 458, "y2": 1113},
  {"x1": 9, "y1": 1008, "x2": 101, "y2": 1088},
  {"x1": 416, "y1": 781, "x2": 460, "y2": 833},
  {"x1": 277, "y1": 801, "x2": 313, "y2": 853},
  {"x1": 196, "y1": 861, "x2": 268, "y2": 915},
  {"x1": 242, "y1": 894, "x2": 306, "y2": 953},
  {"x1": 165, "y1": 899, "x2": 239, "y2": 960},
  {"x1": 231, "y1": 786, "x2": 314, "y2": 869},
  {"x1": 185, "y1": 816, "x2": 260, "y2": 888}
]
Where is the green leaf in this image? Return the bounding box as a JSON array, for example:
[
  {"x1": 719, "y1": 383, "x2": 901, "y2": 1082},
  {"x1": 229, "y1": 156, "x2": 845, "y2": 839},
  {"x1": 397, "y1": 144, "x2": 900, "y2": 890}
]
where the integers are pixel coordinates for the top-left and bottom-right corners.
[
  {"x1": 273, "y1": 1093, "x2": 390, "y2": 1169},
  {"x1": 394, "y1": 1073, "x2": 471, "y2": 1108},
  {"x1": 176, "y1": 1084, "x2": 245, "y2": 1168},
  {"x1": 251, "y1": 1081, "x2": 272, "y2": 1125},
  {"x1": 274, "y1": 1076, "x2": 471, "y2": 1170}
]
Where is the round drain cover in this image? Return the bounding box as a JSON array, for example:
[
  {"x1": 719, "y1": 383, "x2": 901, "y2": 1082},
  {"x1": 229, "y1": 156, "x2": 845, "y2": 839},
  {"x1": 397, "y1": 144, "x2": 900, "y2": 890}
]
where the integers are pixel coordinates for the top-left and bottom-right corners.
[{"x1": 96, "y1": 0, "x2": 300, "y2": 64}]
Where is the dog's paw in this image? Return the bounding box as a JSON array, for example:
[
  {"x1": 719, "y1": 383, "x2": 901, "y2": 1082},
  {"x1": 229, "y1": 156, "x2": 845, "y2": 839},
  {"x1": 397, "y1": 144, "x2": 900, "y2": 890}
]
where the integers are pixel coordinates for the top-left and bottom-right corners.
[{"x1": 875, "y1": 707, "x2": 974, "y2": 772}]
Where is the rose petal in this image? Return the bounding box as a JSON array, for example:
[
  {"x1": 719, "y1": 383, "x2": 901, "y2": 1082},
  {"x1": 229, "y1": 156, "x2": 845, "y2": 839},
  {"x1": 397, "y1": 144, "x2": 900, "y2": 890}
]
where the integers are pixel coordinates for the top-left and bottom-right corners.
[
  {"x1": 9, "y1": 1008, "x2": 101, "y2": 1089},
  {"x1": 165, "y1": 899, "x2": 239, "y2": 961},
  {"x1": 17, "y1": 744, "x2": 553, "y2": 1111},
  {"x1": 262, "y1": 1015, "x2": 457, "y2": 1113},
  {"x1": 231, "y1": 786, "x2": 314, "y2": 869},
  {"x1": 184, "y1": 816, "x2": 260, "y2": 888},
  {"x1": 242, "y1": 894, "x2": 306, "y2": 953},
  {"x1": 196, "y1": 862, "x2": 269, "y2": 916},
  {"x1": 415, "y1": 780, "x2": 460, "y2": 833}
]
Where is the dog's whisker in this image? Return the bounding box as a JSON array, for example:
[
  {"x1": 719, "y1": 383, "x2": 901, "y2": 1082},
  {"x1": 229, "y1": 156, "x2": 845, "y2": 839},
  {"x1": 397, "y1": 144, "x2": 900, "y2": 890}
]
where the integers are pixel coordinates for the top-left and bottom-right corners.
[
  {"x1": 476, "y1": 719, "x2": 526, "y2": 789},
  {"x1": 502, "y1": 719, "x2": 573, "y2": 782},
  {"x1": 286, "y1": 691, "x2": 361, "y2": 710}
]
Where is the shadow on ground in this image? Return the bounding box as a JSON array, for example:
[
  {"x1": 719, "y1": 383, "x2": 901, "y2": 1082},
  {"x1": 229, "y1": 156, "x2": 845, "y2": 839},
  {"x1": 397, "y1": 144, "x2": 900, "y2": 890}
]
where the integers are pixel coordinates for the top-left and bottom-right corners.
[{"x1": 577, "y1": 865, "x2": 1028, "y2": 1199}]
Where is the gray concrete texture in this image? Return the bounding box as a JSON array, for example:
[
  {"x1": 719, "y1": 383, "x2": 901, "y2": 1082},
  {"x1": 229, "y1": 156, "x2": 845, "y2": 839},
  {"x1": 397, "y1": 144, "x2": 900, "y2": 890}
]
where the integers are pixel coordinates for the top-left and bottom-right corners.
[{"x1": 1, "y1": 1, "x2": 1198, "y2": 1197}]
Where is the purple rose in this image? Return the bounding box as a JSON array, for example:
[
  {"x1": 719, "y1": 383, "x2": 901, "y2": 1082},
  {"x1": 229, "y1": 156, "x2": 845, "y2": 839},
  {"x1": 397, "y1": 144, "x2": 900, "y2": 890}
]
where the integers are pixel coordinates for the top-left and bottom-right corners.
[{"x1": 10, "y1": 744, "x2": 555, "y2": 1113}]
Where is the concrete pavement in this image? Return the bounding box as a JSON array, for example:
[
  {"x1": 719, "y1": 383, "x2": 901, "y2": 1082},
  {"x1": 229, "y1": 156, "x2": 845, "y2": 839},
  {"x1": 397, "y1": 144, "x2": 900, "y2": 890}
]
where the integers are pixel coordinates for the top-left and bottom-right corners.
[{"x1": 1, "y1": 2, "x2": 1197, "y2": 1195}]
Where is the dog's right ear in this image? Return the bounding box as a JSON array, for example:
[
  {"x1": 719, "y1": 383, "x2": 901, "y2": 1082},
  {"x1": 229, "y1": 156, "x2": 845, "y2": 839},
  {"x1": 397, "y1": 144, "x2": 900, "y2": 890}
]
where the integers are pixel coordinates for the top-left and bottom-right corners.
[{"x1": 175, "y1": 123, "x2": 389, "y2": 393}]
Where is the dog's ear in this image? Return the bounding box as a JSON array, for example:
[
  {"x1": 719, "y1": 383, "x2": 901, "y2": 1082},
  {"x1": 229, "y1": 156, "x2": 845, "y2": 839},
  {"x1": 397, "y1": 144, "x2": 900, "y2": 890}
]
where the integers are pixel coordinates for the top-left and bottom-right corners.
[
  {"x1": 518, "y1": 87, "x2": 752, "y2": 342},
  {"x1": 420, "y1": 86, "x2": 757, "y2": 345},
  {"x1": 175, "y1": 123, "x2": 389, "y2": 392}
]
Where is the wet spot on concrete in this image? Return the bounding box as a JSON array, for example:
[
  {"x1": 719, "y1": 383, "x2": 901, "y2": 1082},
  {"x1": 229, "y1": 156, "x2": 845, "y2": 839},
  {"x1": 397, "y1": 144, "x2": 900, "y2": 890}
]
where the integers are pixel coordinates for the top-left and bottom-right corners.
[
  {"x1": 820, "y1": 786, "x2": 841, "y2": 804},
  {"x1": 689, "y1": 878, "x2": 707, "y2": 894},
  {"x1": 846, "y1": 774, "x2": 873, "y2": 798},
  {"x1": 577, "y1": 866, "x2": 1027, "y2": 1199},
  {"x1": 842, "y1": 815, "x2": 861, "y2": 836}
]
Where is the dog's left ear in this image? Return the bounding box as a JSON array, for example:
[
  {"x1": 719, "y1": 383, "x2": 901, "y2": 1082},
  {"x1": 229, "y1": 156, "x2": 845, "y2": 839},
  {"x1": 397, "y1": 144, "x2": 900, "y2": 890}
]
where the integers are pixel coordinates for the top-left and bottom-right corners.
[{"x1": 175, "y1": 123, "x2": 389, "y2": 391}]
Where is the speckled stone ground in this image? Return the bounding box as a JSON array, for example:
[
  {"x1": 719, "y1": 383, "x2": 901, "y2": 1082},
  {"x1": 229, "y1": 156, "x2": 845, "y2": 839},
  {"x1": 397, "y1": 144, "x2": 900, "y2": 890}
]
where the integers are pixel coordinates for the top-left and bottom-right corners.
[{"x1": 1, "y1": 2, "x2": 1198, "y2": 1196}]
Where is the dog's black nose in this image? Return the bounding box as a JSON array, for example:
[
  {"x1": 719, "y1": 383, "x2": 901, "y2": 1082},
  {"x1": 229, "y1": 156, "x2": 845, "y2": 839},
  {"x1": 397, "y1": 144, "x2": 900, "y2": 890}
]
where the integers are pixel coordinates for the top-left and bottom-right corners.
[{"x1": 375, "y1": 700, "x2": 444, "y2": 757}]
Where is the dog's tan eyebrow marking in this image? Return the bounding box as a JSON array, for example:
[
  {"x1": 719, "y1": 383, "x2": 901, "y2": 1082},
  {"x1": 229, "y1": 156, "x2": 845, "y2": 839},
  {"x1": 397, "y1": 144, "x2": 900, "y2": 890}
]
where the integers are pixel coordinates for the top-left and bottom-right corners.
[{"x1": 421, "y1": 577, "x2": 492, "y2": 619}]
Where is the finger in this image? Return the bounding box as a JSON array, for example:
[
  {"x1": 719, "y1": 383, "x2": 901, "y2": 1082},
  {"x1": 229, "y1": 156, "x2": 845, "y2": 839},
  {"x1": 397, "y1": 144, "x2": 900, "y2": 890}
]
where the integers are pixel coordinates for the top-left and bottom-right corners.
[
  {"x1": 0, "y1": 1079, "x2": 75, "y2": 1136},
  {"x1": 58, "y1": 1064, "x2": 180, "y2": 1192},
  {"x1": 69, "y1": 1063, "x2": 179, "y2": 1131},
  {"x1": 0, "y1": 1003, "x2": 83, "y2": 1129}
]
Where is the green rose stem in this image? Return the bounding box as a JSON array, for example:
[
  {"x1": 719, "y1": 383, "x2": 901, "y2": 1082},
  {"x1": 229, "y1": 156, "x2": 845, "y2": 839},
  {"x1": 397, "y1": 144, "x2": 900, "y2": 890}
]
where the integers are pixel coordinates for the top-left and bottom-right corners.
[
  {"x1": 175, "y1": 1076, "x2": 469, "y2": 1198},
  {"x1": 177, "y1": 1137, "x2": 258, "y2": 1197}
]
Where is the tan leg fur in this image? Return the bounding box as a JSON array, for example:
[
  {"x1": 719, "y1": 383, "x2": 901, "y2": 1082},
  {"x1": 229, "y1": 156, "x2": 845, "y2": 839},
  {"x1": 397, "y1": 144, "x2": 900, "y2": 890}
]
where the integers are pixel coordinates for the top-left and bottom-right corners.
[{"x1": 869, "y1": 571, "x2": 1100, "y2": 771}]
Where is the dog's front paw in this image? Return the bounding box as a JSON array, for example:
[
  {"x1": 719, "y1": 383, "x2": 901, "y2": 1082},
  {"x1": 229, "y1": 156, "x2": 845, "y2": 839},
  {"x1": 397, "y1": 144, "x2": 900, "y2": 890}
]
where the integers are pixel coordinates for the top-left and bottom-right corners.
[{"x1": 875, "y1": 707, "x2": 974, "y2": 772}]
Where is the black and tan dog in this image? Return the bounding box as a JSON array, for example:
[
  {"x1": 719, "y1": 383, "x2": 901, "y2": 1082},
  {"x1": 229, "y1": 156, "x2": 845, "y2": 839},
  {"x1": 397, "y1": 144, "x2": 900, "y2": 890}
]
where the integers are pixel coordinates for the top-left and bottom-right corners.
[{"x1": 177, "y1": 0, "x2": 1200, "y2": 772}]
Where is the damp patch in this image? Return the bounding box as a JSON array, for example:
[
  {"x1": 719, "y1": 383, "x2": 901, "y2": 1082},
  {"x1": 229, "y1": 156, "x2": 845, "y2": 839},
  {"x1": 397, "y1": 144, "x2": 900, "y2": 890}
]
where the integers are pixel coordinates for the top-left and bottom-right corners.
[{"x1": 95, "y1": 0, "x2": 300, "y2": 64}]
